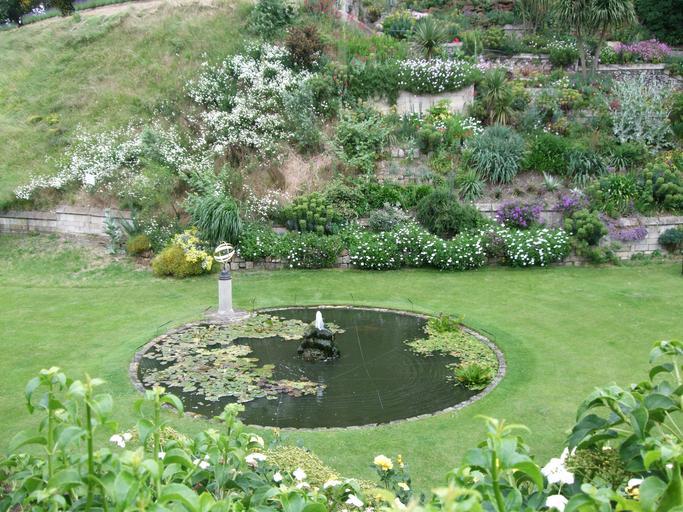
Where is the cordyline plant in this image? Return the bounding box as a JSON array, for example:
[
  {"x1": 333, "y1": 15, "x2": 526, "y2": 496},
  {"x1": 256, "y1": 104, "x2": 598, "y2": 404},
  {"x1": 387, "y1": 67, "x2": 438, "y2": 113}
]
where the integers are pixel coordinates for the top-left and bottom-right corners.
[{"x1": 1, "y1": 341, "x2": 682, "y2": 511}]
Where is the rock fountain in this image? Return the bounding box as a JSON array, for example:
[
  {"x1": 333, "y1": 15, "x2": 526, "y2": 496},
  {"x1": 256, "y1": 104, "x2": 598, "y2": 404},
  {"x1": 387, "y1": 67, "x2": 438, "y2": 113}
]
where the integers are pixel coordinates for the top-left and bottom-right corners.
[{"x1": 297, "y1": 311, "x2": 341, "y2": 361}]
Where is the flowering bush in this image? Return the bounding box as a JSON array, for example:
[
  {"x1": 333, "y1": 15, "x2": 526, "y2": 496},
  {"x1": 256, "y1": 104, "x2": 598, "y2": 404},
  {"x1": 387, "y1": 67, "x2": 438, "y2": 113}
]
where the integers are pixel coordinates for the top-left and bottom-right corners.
[
  {"x1": 187, "y1": 44, "x2": 311, "y2": 161},
  {"x1": 397, "y1": 59, "x2": 478, "y2": 95},
  {"x1": 555, "y1": 192, "x2": 589, "y2": 217},
  {"x1": 495, "y1": 201, "x2": 542, "y2": 229},
  {"x1": 151, "y1": 229, "x2": 214, "y2": 278},
  {"x1": 348, "y1": 230, "x2": 402, "y2": 270},
  {"x1": 15, "y1": 125, "x2": 206, "y2": 201},
  {"x1": 613, "y1": 39, "x2": 672, "y2": 63},
  {"x1": 237, "y1": 223, "x2": 282, "y2": 261},
  {"x1": 498, "y1": 227, "x2": 571, "y2": 267},
  {"x1": 281, "y1": 232, "x2": 342, "y2": 269}
]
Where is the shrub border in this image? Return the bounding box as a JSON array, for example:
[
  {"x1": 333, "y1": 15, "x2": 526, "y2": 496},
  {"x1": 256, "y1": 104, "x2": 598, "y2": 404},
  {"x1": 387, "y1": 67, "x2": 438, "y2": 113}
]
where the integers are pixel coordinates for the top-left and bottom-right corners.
[{"x1": 129, "y1": 305, "x2": 506, "y2": 431}]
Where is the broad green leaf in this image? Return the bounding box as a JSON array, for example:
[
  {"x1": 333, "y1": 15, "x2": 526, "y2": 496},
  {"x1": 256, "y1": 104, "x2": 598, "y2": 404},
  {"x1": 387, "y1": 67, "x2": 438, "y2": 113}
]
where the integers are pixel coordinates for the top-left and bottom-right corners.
[
  {"x1": 639, "y1": 476, "x2": 667, "y2": 512},
  {"x1": 9, "y1": 431, "x2": 47, "y2": 452},
  {"x1": 159, "y1": 483, "x2": 200, "y2": 512},
  {"x1": 161, "y1": 393, "x2": 185, "y2": 415},
  {"x1": 56, "y1": 426, "x2": 86, "y2": 449},
  {"x1": 47, "y1": 469, "x2": 83, "y2": 491},
  {"x1": 512, "y1": 460, "x2": 544, "y2": 490}
]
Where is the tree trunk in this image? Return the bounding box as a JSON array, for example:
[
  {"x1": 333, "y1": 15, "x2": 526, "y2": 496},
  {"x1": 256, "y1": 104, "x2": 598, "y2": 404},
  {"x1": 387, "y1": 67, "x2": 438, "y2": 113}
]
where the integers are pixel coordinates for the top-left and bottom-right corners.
[{"x1": 592, "y1": 28, "x2": 607, "y2": 73}]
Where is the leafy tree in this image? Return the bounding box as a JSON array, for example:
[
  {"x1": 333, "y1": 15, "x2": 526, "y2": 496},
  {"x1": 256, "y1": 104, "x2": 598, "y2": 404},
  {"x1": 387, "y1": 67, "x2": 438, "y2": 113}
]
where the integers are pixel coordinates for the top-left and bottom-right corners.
[
  {"x1": 0, "y1": 0, "x2": 37, "y2": 25},
  {"x1": 635, "y1": 0, "x2": 683, "y2": 45},
  {"x1": 555, "y1": 0, "x2": 592, "y2": 75},
  {"x1": 50, "y1": 0, "x2": 75, "y2": 16},
  {"x1": 555, "y1": 0, "x2": 636, "y2": 75}
]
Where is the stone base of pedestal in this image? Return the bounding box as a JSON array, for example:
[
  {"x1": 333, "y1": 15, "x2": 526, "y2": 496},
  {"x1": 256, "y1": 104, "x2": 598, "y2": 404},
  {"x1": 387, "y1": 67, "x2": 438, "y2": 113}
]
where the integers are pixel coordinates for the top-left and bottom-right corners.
[{"x1": 204, "y1": 309, "x2": 252, "y2": 324}]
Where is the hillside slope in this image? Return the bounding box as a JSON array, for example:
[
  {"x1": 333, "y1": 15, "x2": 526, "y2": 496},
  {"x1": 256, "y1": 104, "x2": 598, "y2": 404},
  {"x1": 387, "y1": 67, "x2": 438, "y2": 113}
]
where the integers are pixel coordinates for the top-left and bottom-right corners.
[{"x1": 0, "y1": 0, "x2": 248, "y2": 206}]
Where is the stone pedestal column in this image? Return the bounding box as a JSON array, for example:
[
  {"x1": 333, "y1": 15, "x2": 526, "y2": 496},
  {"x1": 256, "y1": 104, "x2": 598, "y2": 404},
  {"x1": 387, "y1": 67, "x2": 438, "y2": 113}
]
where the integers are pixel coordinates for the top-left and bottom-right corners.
[{"x1": 218, "y1": 269, "x2": 233, "y2": 315}]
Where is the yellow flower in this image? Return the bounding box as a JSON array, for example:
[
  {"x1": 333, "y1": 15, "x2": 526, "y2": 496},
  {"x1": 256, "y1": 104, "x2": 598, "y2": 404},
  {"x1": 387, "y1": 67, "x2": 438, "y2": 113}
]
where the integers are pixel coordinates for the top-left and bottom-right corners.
[
  {"x1": 373, "y1": 454, "x2": 393, "y2": 471},
  {"x1": 397, "y1": 454, "x2": 405, "y2": 469}
]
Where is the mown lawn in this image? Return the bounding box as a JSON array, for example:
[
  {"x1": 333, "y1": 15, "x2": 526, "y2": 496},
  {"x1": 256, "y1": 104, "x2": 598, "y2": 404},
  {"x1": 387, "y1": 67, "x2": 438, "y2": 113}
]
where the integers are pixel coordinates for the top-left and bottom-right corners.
[{"x1": 1, "y1": 234, "x2": 682, "y2": 488}]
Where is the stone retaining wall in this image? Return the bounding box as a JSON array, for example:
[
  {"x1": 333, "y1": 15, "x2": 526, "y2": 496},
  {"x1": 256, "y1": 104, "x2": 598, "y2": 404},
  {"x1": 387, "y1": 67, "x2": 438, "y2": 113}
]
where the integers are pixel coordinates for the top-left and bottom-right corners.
[
  {"x1": 0, "y1": 206, "x2": 131, "y2": 236},
  {"x1": 371, "y1": 86, "x2": 475, "y2": 115},
  {"x1": 2, "y1": 206, "x2": 680, "y2": 264}
]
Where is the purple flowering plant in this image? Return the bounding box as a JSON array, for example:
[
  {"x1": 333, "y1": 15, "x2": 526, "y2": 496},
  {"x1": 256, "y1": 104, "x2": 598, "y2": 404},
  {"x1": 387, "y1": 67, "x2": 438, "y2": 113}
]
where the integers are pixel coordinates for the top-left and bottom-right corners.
[
  {"x1": 555, "y1": 192, "x2": 588, "y2": 217},
  {"x1": 495, "y1": 201, "x2": 542, "y2": 229},
  {"x1": 601, "y1": 215, "x2": 648, "y2": 242},
  {"x1": 613, "y1": 39, "x2": 671, "y2": 64}
]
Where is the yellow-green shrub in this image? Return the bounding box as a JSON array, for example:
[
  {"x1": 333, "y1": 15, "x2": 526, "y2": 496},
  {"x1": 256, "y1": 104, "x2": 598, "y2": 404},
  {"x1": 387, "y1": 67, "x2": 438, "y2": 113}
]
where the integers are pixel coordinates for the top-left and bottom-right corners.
[
  {"x1": 126, "y1": 234, "x2": 152, "y2": 256},
  {"x1": 151, "y1": 245, "x2": 205, "y2": 278}
]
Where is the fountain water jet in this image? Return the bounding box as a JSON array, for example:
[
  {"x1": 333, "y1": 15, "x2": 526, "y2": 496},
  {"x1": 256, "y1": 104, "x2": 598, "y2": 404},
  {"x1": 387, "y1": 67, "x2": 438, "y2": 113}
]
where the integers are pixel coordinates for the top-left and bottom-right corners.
[{"x1": 298, "y1": 310, "x2": 340, "y2": 361}]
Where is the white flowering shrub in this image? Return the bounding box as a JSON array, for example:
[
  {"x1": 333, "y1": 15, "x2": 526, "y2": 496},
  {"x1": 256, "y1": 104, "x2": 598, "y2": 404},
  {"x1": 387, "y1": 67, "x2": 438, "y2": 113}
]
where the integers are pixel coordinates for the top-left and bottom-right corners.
[
  {"x1": 348, "y1": 230, "x2": 403, "y2": 270},
  {"x1": 15, "y1": 125, "x2": 211, "y2": 202},
  {"x1": 243, "y1": 187, "x2": 288, "y2": 222},
  {"x1": 345, "y1": 222, "x2": 569, "y2": 271},
  {"x1": 397, "y1": 59, "x2": 478, "y2": 95},
  {"x1": 187, "y1": 44, "x2": 311, "y2": 160},
  {"x1": 498, "y1": 227, "x2": 571, "y2": 267}
]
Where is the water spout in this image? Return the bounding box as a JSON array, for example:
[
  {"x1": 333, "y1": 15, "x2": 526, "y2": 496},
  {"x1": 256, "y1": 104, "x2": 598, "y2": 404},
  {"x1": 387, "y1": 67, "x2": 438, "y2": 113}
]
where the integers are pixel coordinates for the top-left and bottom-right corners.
[{"x1": 315, "y1": 310, "x2": 325, "y2": 330}]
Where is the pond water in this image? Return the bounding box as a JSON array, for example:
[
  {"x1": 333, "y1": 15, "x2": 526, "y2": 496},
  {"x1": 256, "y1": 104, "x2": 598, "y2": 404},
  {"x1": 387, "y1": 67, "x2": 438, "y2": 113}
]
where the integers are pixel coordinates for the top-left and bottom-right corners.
[{"x1": 137, "y1": 307, "x2": 480, "y2": 428}]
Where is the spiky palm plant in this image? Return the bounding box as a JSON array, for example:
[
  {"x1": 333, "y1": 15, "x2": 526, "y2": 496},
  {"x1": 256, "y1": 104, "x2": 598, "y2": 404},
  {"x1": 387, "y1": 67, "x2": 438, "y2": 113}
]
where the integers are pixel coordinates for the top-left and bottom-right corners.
[
  {"x1": 479, "y1": 69, "x2": 514, "y2": 126},
  {"x1": 412, "y1": 17, "x2": 448, "y2": 60},
  {"x1": 589, "y1": 0, "x2": 636, "y2": 70}
]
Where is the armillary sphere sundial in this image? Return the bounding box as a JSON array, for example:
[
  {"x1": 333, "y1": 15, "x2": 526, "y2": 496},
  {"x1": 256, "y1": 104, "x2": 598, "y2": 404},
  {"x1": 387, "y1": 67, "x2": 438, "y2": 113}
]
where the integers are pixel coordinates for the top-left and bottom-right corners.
[
  {"x1": 205, "y1": 242, "x2": 249, "y2": 322},
  {"x1": 214, "y1": 242, "x2": 235, "y2": 270}
]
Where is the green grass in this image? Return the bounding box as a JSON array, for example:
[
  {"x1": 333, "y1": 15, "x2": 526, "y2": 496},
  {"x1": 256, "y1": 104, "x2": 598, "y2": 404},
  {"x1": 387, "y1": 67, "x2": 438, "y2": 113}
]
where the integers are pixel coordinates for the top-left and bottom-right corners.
[
  {"x1": 1, "y1": 234, "x2": 682, "y2": 489},
  {"x1": 0, "y1": 1, "x2": 250, "y2": 207}
]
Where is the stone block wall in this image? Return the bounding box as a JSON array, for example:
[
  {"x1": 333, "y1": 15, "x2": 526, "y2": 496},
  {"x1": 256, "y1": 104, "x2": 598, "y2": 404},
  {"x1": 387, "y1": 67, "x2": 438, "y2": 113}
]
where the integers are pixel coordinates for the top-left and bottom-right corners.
[
  {"x1": 371, "y1": 86, "x2": 475, "y2": 115},
  {"x1": 0, "y1": 206, "x2": 131, "y2": 237},
  {"x1": 2, "y1": 206, "x2": 680, "y2": 266}
]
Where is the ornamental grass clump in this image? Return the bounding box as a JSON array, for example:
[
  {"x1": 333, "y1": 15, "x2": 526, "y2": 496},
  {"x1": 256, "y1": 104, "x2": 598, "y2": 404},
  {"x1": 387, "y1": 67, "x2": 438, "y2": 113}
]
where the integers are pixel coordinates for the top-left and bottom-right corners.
[{"x1": 466, "y1": 126, "x2": 525, "y2": 184}]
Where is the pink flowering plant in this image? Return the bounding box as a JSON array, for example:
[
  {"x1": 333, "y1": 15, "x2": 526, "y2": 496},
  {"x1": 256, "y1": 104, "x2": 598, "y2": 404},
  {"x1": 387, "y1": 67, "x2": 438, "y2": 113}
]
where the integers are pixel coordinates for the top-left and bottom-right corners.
[{"x1": 613, "y1": 39, "x2": 672, "y2": 64}]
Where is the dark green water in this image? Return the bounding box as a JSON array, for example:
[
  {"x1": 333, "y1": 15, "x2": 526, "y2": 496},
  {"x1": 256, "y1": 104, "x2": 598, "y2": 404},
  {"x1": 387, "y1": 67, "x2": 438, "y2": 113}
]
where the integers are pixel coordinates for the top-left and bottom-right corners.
[{"x1": 140, "y1": 307, "x2": 477, "y2": 428}]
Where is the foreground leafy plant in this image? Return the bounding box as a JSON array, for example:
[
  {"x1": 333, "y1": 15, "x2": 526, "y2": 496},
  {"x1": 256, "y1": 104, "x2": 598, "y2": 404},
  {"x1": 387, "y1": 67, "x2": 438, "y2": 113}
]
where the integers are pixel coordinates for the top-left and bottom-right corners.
[{"x1": 1, "y1": 341, "x2": 682, "y2": 511}]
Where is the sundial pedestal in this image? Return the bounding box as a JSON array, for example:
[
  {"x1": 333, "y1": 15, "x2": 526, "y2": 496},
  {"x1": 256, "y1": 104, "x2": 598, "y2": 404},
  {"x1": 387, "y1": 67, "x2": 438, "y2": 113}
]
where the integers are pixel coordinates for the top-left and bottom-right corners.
[{"x1": 205, "y1": 243, "x2": 250, "y2": 323}]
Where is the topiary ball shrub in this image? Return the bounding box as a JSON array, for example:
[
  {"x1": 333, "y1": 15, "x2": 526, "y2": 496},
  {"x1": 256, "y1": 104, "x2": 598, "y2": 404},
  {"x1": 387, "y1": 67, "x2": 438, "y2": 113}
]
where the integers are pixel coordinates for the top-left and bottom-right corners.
[
  {"x1": 467, "y1": 126, "x2": 524, "y2": 185},
  {"x1": 151, "y1": 245, "x2": 205, "y2": 278},
  {"x1": 564, "y1": 209, "x2": 608, "y2": 246},
  {"x1": 658, "y1": 227, "x2": 683, "y2": 252},
  {"x1": 416, "y1": 188, "x2": 486, "y2": 238},
  {"x1": 126, "y1": 234, "x2": 152, "y2": 256}
]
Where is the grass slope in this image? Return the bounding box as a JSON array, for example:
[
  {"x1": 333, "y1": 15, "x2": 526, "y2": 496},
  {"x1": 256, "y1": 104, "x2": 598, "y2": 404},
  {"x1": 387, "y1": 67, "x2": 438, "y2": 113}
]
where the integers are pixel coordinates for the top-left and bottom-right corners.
[
  {"x1": 1, "y1": 234, "x2": 682, "y2": 488},
  {"x1": 0, "y1": 0, "x2": 248, "y2": 207}
]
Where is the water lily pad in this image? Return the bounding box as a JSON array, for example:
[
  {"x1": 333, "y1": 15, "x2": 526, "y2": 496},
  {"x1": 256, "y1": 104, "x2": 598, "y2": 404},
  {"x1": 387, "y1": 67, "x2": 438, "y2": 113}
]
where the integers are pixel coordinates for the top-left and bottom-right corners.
[{"x1": 140, "y1": 314, "x2": 338, "y2": 403}]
